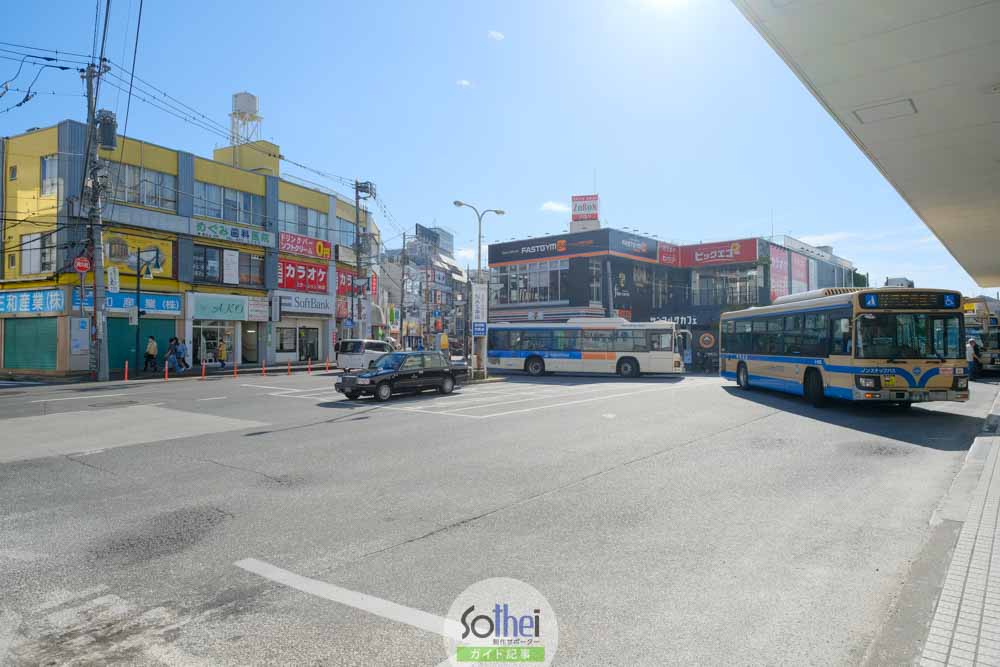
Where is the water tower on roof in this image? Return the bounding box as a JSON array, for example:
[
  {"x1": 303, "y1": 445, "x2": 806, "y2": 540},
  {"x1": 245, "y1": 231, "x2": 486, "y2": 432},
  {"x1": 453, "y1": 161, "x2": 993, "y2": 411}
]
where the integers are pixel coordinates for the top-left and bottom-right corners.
[{"x1": 230, "y1": 92, "x2": 261, "y2": 146}]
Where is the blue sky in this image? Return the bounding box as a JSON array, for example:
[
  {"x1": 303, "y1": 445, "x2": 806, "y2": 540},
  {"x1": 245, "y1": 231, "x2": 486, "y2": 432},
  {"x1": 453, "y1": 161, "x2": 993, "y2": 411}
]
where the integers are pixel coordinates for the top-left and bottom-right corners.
[{"x1": 2, "y1": 0, "x2": 988, "y2": 296}]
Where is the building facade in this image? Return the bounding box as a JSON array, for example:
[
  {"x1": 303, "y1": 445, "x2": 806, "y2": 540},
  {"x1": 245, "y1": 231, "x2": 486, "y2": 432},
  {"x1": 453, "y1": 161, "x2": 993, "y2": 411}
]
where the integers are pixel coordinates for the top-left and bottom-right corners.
[
  {"x1": 0, "y1": 121, "x2": 374, "y2": 374},
  {"x1": 487, "y1": 228, "x2": 863, "y2": 367}
]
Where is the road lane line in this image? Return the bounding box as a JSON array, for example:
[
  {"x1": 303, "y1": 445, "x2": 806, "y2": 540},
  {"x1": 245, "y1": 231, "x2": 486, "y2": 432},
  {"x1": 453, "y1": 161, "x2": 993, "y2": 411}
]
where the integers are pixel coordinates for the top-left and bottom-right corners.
[
  {"x1": 476, "y1": 384, "x2": 699, "y2": 418},
  {"x1": 240, "y1": 384, "x2": 306, "y2": 392},
  {"x1": 197, "y1": 396, "x2": 227, "y2": 401},
  {"x1": 30, "y1": 393, "x2": 126, "y2": 403},
  {"x1": 234, "y1": 558, "x2": 463, "y2": 639}
]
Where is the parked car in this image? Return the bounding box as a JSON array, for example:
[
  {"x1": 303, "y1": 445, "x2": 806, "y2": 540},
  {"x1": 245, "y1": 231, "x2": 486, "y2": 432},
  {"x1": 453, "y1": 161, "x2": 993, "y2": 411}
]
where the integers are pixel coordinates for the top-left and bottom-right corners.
[
  {"x1": 335, "y1": 351, "x2": 468, "y2": 401},
  {"x1": 336, "y1": 339, "x2": 394, "y2": 370}
]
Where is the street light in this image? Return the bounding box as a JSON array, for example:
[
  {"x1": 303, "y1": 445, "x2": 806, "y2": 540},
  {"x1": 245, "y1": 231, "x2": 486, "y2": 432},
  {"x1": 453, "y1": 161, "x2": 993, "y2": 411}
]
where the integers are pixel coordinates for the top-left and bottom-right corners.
[{"x1": 453, "y1": 200, "x2": 504, "y2": 282}]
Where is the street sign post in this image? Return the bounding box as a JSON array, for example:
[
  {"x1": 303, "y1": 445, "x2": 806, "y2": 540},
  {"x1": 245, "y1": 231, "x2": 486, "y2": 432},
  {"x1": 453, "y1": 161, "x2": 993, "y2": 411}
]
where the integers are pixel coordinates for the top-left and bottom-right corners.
[
  {"x1": 345, "y1": 318, "x2": 354, "y2": 330},
  {"x1": 471, "y1": 283, "x2": 488, "y2": 379},
  {"x1": 74, "y1": 256, "x2": 91, "y2": 273}
]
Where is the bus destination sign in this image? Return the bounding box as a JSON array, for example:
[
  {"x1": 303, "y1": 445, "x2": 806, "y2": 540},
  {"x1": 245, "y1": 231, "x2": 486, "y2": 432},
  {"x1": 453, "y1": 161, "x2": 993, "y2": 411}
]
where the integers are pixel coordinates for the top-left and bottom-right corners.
[{"x1": 860, "y1": 291, "x2": 961, "y2": 310}]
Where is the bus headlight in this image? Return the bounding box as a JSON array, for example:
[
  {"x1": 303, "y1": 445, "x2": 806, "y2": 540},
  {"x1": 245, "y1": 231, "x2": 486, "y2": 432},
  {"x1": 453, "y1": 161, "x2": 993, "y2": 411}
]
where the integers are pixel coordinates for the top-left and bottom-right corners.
[
  {"x1": 954, "y1": 376, "x2": 969, "y2": 390},
  {"x1": 855, "y1": 375, "x2": 881, "y2": 390}
]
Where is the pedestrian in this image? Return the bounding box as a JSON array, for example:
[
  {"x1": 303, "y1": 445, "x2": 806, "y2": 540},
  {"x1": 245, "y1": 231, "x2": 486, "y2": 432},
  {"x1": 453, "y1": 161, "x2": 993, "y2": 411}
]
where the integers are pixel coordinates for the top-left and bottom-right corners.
[
  {"x1": 143, "y1": 336, "x2": 158, "y2": 371},
  {"x1": 967, "y1": 338, "x2": 980, "y2": 379},
  {"x1": 177, "y1": 339, "x2": 190, "y2": 370},
  {"x1": 166, "y1": 337, "x2": 180, "y2": 373},
  {"x1": 217, "y1": 338, "x2": 228, "y2": 369},
  {"x1": 416, "y1": 338, "x2": 424, "y2": 351}
]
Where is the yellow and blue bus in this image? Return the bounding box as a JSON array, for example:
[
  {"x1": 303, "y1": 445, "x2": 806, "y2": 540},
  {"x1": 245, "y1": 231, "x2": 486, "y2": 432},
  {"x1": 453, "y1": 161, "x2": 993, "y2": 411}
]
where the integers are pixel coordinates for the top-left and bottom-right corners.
[
  {"x1": 719, "y1": 288, "x2": 969, "y2": 407},
  {"x1": 487, "y1": 318, "x2": 691, "y2": 377}
]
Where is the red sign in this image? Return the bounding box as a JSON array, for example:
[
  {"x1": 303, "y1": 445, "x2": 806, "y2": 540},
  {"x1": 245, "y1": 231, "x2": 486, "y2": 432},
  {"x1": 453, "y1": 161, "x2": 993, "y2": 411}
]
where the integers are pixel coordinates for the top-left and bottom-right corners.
[
  {"x1": 680, "y1": 239, "x2": 757, "y2": 267},
  {"x1": 657, "y1": 241, "x2": 679, "y2": 266},
  {"x1": 278, "y1": 258, "x2": 329, "y2": 293},
  {"x1": 370, "y1": 272, "x2": 378, "y2": 297},
  {"x1": 337, "y1": 266, "x2": 357, "y2": 296},
  {"x1": 769, "y1": 244, "x2": 789, "y2": 302},
  {"x1": 73, "y1": 256, "x2": 91, "y2": 273},
  {"x1": 336, "y1": 297, "x2": 349, "y2": 318},
  {"x1": 791, "y1": 252, "x2": 809, "y2": 294},
  {"x1": 279, "y1": 232, "x2": 332, "y2": 260},
  {"x1": 571, "y1": 194, "x2": 599, "y2": 222}
]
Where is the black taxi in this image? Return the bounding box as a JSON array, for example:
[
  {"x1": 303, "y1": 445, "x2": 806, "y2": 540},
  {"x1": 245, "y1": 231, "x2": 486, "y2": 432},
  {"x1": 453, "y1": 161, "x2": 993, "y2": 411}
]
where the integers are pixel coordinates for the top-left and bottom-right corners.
[{"x1": 335, "y1": 351, "x2": 468, "y2": 401}]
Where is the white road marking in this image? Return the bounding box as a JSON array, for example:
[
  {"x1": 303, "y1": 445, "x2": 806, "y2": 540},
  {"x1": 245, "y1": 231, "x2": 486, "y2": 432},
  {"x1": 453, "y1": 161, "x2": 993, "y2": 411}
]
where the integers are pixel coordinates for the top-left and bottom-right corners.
[
  {"x1": 196, "y1": 396, "x2": 227, "y2": 401},
  {"x1": 234, "y1": 558, "x2": 463, "y2": 639},
  {"x1": 240, "y1": 384, "x2": 306, "y2": 392},
  {"x1": 479, "y1": 384, "x2": 699, "y2": 418},
  {"x1": 30, "y1": 393, "x2": 126, "y2": 403},
  {"x1": 602, "y1": 413, "x2": 616, "y2": 419}
]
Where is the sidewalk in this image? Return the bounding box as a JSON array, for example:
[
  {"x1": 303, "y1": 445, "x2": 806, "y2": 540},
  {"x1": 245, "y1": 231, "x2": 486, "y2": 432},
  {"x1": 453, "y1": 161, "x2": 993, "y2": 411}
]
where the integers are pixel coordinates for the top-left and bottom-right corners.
[
  {"x1": 920, "y1": 402, "x2": 1000, "y2": 666},
  {"x1": 111, "y1": 361, "x2": 338, "y2": 381}
]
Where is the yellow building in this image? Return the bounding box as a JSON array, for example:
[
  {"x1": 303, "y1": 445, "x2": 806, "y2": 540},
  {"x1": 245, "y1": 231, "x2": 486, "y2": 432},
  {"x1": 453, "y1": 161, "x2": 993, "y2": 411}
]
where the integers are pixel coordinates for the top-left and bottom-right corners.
[{"x1": 0, "y1": 120, "x2": 372, "y2": 374}]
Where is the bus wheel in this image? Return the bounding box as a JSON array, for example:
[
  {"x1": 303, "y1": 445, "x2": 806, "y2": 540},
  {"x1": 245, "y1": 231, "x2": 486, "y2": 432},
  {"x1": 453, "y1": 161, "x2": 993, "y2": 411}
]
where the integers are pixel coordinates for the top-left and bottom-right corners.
[
  {"x1": 618, "y1": 357, "x2": 640, "y2": 378},
  {"x1": 525, "y1": 356, "x2": 545, "y2": 377},
  {"x1": 736, "y1": 363, "x2": 750, "y2": 389},
  {"x1": 804, "y1": 370, "x2": 826, "y2": 408}
]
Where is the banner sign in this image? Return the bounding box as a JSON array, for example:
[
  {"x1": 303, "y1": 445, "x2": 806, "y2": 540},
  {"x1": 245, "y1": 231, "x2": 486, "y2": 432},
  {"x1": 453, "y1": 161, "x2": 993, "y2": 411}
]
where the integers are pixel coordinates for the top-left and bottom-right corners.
[
  {"x1": 791, "y1": 252, "x2": 809, "y2": 294},
  {"x1": 609, "y1": 230, "x2": 658, "y2": 262},
  {"x1": 279, "y1": 232, "x2": 332, "y2": 260},
  {"x1": 681, "y1": 239, "x2": 758, "y2": 267},
  {"x1": 247, "y1": 296, "x2": 270, "y2": 322},
  {"x1": 193, "y1": 220, "x2": 273, "y2": 248},
  {"x1": 657, "y1": 242, "x2": 679, "y2": 266},
  {"x1": 337, "y1": 266, "x2": 357, "y2": 296},
  {"x1": 278, "y1": 258, "x2": 329, "y2": 294},
  {"x1": 104, "y1": 232, "x2": 174, "y2": 277},
  {"x1": 571, "y1": 194, "x2": 599, "y2": 221},
  {"x1": 769, "y1": 244, "x2": 789, "y2": 302},
  {"x1": 223, "y1": 249, "x2": 240, "y2": 285},
  {"x1": 472, "y1": 283, "x2": 488, "y2": 336},
  {"x1": 73, "y1": 288, "x2": 182, "y2": 316},
  {"x1": 0, "y1": 288, "x2": 66, "y2": 314},
  {"x1": 190, "y1": 293, "x2": 247, "y2": 321},
  {"x1": 275, "y1": 290, "x2": 335, "y2": 316}
]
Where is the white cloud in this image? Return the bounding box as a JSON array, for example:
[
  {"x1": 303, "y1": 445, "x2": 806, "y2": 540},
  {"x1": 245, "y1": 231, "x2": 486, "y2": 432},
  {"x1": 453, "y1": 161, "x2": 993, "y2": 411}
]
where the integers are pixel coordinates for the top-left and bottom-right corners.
[
  {"x1": 455, "y1": 79, "x2": 471, "y2": 88},
  {"x1": 540, "y1": 201, "x2": 570, "y2": 213},
  {"x1": 487, "y1": 30, "x2": 505, "y2": 41},
  {"x1": 455, "y1": 244, "x2": 488, "y2": 264}
]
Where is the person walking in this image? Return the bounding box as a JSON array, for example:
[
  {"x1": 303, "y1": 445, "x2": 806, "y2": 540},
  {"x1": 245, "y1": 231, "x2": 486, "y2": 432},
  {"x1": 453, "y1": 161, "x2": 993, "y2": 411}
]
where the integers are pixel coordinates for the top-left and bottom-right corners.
[
  {"x1": 217, "y1": 338, "x2": 228, "y2": 369},
  {"x1": 143, "y1": 336, "x2": 158, "y2": 371},
  {"x1": 967, "y1": 338, "x2": 981, "y2": 379},
  {"x1": 177, "y1": 339, "x2": 190, "y2": 370},
  {"x1": 165, "y1": 337, "x2": 180, "y2": 373}
]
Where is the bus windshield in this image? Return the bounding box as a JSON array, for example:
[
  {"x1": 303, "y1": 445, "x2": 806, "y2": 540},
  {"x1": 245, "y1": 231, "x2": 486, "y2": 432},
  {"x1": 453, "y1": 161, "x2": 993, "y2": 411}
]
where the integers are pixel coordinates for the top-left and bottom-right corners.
[{"x1": 856, "y1": 313, "x2": 962, "y2": 359}]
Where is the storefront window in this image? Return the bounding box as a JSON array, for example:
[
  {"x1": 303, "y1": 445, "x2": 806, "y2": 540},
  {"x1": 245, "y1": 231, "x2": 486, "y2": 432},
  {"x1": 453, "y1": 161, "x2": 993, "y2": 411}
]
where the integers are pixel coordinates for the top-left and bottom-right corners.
[
  {"x1": 193, "y1": 320, "x2": 234, "y2": 365},
  {"x1": 277, "y1": 327, "x2": 297, "y2": 352},
  {"x1": 496, "y1": 259, "x2": 569, "y2": 305},
  {"x1": 692, "y1": 268, "x2": 760, "y2": 306},
  {"x1": 239, "y1": 253, "x2": 265, "y2": 286}
]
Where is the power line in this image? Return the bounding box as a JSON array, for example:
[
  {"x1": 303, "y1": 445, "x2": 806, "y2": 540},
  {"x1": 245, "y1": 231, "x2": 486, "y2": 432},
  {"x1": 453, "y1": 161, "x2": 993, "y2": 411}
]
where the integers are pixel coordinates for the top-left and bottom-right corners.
[
  {"x1": 106, "y1": 0, "x2": 143, "y2": 224},
  {"x1": 0, "y1": 41, "x2": 92, "y2": 61}
]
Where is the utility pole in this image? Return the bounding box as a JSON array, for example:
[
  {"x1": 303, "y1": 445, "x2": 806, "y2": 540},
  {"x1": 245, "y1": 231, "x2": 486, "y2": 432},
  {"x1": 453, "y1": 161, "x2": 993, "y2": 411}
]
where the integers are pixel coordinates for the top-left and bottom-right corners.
[
  {"x1": 83, "y1": 62, "x2": 110, "y2": 381},
  {"x1": 399, "y1": 232, "x2": 406, "y2": 347},
  {"x1": 353, "y1": 180, "x2": 375, "y2": 338}
]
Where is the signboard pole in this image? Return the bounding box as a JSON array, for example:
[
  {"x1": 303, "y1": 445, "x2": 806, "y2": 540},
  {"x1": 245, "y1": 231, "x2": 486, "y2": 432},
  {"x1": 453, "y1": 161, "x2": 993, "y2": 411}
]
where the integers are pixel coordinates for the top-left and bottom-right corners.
[{"x1": 134, "y1": 247, "x2": 142, "y2": 374}]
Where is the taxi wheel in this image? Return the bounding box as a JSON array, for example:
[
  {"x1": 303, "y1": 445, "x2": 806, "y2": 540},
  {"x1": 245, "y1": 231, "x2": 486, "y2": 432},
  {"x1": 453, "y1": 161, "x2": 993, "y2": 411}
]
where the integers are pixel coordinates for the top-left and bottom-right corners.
[
  {"x1": 439, "y1": 375, "x2": 455, "y2": 394},
  {"x1": 374, "y1": 382, "x2": 393, "y2": 402},
  {"x1": 344, "y1": 390, "x2": 361, "y2": 401}
]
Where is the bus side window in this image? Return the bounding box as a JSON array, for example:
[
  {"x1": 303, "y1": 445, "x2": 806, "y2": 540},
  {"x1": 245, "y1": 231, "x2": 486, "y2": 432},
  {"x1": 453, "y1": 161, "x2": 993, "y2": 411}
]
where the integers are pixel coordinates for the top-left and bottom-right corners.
[{"x1": 830, "y1": 316, "x2": 851, "y2": 355}]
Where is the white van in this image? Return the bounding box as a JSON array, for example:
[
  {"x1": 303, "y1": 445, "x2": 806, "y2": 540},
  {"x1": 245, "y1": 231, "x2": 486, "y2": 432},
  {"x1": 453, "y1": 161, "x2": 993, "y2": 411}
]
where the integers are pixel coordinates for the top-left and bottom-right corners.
[{"x1": 336, "y1": 339, "x2": 394, "y2": 370}]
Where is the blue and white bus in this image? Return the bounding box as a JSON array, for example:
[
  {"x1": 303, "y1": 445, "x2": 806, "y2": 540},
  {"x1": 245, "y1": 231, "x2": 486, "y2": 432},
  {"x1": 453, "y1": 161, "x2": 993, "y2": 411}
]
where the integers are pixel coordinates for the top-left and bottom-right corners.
[
  {"x1": 487, "y1": 318, "x2": 691, "y2": 377},
  {"x1": 720, "y1": 288, "x2": 969, "y2": 407}
]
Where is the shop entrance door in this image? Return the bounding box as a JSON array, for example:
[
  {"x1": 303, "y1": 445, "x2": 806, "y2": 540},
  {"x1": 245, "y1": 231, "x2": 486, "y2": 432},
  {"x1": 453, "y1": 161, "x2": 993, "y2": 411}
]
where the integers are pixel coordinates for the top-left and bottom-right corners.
[
  {"x1": 193, "y1": 320, "x2": 234, "y2": 365},
  {"x1": 298, "y1": 327, "x2": 319, "y2": 362}
]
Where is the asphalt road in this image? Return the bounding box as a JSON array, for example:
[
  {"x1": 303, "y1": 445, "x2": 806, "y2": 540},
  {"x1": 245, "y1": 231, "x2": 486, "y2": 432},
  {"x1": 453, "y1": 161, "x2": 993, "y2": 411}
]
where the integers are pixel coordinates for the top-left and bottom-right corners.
[{"x1": 0, "y1": 370, "x2": 996, "y2": 666}]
